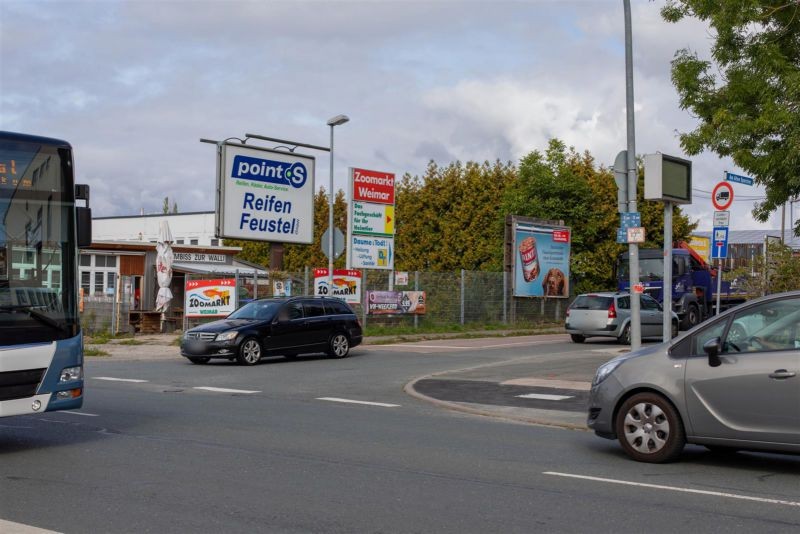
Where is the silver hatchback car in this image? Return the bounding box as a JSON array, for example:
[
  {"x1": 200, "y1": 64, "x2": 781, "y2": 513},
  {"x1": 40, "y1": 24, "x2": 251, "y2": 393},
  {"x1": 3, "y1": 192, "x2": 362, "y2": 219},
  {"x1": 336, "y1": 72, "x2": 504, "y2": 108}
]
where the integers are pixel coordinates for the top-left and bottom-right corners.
[
  {"x1": 588, "y1": 290, "x2": 800, "y2": 463},
  {"x1": 566, "y1": 292, "x2": 679, "y2": 344}
]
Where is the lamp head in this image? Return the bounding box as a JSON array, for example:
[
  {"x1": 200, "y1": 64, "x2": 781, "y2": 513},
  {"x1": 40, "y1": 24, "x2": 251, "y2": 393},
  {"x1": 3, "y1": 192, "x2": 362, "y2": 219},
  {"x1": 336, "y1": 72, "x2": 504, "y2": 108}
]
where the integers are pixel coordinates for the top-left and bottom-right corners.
[{"x1": 327, "y1": 114, "x2": 350, "y2": 127}]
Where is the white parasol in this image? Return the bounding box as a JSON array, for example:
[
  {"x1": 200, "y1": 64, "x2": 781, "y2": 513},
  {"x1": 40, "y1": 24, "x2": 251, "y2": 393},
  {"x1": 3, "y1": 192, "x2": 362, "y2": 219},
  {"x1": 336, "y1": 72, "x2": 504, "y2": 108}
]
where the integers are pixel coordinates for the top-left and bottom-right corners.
[{"x1": 154, "y1": 220, "x2": 174, "y2": 313}]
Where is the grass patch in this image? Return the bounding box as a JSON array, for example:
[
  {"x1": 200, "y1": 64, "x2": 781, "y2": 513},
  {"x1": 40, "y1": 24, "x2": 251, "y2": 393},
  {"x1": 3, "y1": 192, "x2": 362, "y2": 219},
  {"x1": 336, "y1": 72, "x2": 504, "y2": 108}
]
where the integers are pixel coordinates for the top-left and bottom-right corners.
[
  {"x1": 86, "y1": 332, "x2": 111, "y2": 345},
  {"x1": 84, "y1": 347, "x2": 110, "y2": 357},
  {"x1": 171, "y1": 336, "x2": 183, "y2": 346}
]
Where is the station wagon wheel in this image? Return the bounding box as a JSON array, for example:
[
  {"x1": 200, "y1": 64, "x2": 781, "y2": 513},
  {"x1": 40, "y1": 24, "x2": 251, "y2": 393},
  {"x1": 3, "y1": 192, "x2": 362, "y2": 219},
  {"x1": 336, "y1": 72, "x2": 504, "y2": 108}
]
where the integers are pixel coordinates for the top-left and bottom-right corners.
[
  {"x1": 615, "y1": 392, "x2": 685, "y2": 463},
  {"x1": 570, "y1": 334, "x2": 585, "y2": 343},
  {"x1": 237, "y1": 337, "x2": 262, "y2": 366},
  {"x1": 328, "y1": 333, "x2": 350, "y2": 358},
  {"x1": 617, "y1": 324, "x2": 631, "y2": 345}
]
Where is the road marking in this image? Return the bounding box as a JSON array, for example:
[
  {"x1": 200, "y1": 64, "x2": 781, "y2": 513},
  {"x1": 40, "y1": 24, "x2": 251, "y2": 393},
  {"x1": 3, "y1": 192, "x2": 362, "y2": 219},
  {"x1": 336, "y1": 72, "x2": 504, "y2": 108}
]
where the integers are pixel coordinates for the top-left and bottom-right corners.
[
  {"x1": 193, "y1": 387, "x2": 260, "y2": 394},
  {"x1": 543, "y1": 472, "x2": 800, "y2": 508},
  {"x1": 94, "y1": 377, "x2": 148, "y2": 383},
  {"x1": 516, "y1": 393, "x2": 574, "y2": 401},
  {"x1": 503, "y1": 378, "x2": 591, "y2": 390},
  {"x1": 317, "y1": 397, "x2": 400, "y2": 408},
  {"x1": 62, "y1": 411, "x2": 99, "y2": 417},
  {"x1": 0, "y1": 518, "x2": 60, "y2": 533}
]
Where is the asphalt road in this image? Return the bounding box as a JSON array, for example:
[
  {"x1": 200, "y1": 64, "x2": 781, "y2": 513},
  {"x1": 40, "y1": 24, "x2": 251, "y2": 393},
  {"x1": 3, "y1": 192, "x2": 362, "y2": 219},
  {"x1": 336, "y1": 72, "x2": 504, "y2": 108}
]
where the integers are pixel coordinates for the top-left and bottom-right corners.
[{"x1": 2, "y1": 336, "x2": 800, "y2": 533}]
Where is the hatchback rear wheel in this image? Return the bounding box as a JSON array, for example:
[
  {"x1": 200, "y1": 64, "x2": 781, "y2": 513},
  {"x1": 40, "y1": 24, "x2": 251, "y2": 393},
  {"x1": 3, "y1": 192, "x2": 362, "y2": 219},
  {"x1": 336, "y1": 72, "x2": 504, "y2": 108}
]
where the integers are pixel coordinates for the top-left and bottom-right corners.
[
  {"x1": 570, "y1": 334, "x2": 586, "y2": 343},
  {"x1": 615, "y1": 392, "x2": 685, "y2": 463},
  {"x1": 328, "y1": 333, "x2": 350, "y2": 358},
  {"x1": 237, "y1": 337, "x2": 262, "y2": 366}
]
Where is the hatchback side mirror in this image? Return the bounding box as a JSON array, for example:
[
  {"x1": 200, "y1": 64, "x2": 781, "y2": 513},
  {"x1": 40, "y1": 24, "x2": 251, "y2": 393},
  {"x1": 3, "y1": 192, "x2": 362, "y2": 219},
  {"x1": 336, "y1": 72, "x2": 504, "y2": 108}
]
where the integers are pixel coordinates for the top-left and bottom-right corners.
[{"x1": 703, "y1": 337, "x2": 722, "y2": 367}]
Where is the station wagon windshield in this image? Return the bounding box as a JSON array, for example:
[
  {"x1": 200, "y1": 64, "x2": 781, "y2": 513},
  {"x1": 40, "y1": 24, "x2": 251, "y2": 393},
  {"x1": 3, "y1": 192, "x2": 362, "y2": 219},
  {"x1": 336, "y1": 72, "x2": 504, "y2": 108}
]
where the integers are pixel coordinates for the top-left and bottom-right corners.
[{"x1": 228, "y1": 300, "x2": 281, "y2": 320}]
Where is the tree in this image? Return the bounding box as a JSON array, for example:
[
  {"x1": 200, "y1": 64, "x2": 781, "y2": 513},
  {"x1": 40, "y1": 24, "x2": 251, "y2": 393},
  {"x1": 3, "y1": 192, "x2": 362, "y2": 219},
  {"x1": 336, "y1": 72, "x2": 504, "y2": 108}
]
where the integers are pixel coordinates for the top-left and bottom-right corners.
[
  {"x1": 662, "y1": 1, "x2": 800, "y2": 228},
  {"x1": 502, "y1": 140, "x2": 696, "y2": 293},
  {"x1": 162, "y1": 196, "x2": 169, "y2": 214},
  {"x1": 394, "y1": 160, "x2": 516, "y2": 271},
  {"x1": 172, "y1": 201, "x2": 178, "y2": 214}
]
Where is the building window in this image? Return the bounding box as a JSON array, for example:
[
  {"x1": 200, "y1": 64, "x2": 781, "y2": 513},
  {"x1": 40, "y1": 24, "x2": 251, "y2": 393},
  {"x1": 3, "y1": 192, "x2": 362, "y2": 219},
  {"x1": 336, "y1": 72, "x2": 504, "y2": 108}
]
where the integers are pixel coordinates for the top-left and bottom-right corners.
[
  {"x1": 211, "y1": 239, "x2": 219, "y2": 246},
  {"x1": 176, "y1": 239, "x2": 184, "y2": 244},
  {"x1": 79, "y1": 253, "x2": 119, "y2": 296},
  {"x1": 190, "y1": 239, "x2": 199, "y2": 245}
]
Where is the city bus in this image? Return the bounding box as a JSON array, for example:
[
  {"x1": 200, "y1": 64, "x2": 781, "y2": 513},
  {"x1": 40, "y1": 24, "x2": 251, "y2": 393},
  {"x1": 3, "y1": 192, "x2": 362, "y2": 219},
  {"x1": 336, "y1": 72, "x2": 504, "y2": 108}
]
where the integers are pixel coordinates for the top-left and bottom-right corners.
[{"x1": 0, "y1": 131, "x2": 91, "y2": 417}]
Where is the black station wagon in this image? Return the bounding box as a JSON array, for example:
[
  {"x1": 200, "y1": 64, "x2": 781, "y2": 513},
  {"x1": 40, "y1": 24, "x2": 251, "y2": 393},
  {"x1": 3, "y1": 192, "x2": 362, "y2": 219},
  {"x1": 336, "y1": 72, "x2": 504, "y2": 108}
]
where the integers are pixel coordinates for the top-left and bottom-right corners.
[{"x1": 180, "y1": 296, "x2": 363, "y2": 365}]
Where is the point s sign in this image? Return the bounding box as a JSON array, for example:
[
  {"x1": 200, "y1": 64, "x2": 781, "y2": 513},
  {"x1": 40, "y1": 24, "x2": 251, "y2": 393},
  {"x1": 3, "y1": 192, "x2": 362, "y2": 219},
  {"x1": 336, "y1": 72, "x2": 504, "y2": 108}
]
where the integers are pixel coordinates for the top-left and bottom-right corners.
[{"x1": 351, "y1": 168, "x2": 395, "y2": 205}]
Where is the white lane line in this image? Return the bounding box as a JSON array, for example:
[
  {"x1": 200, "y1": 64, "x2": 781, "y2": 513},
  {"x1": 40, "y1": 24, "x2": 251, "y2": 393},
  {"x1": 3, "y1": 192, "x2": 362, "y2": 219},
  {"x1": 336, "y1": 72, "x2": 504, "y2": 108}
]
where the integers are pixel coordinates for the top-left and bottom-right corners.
[
  {"x1": 0, "y1": 518, "x2": 61, "y2": 533},
  {"x1": 94, "y1": 377, "x2": 149, "y2": 383},
  {"x1": 516, "y1": 393, "x2": 574, "y2": 401},
  {"x1": 62, "y1": 411, "x2": 99, "y2": 417},
  {"x1": 317, "y1": 397, "x2": 400, "y2": 408},
  {"x1": 544, "y1": 472, "x2": 800, "y2": 508},
  {"x1": 193, "y1": 387, "x2": 261, "y2": 394}
]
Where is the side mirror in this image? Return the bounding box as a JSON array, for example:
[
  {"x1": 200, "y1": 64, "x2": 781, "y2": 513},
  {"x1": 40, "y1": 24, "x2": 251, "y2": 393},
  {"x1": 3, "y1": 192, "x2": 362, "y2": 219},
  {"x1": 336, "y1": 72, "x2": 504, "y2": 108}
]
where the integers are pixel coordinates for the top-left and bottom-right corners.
[
  {"x1": 76, "y1": 207, "x2": 92, "y2": 248},
  {"x1": 703, "y1": 337, "x2": 722, "y2": 367}
]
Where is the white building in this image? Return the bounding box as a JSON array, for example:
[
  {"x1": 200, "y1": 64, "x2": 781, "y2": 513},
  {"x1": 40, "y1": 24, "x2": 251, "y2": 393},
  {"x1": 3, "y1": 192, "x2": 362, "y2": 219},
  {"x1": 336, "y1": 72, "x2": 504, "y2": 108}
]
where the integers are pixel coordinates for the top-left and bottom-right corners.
[{"x1": 92, "y1": 211, "x2": 222, "y2": 246}]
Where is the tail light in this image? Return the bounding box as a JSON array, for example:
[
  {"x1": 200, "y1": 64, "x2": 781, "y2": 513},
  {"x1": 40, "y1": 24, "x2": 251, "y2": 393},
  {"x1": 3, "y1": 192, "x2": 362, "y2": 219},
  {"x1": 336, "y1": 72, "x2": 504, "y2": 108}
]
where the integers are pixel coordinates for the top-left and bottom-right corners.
[{"x1": 608, "y1": 303, "x2": 617, "y2": 319}]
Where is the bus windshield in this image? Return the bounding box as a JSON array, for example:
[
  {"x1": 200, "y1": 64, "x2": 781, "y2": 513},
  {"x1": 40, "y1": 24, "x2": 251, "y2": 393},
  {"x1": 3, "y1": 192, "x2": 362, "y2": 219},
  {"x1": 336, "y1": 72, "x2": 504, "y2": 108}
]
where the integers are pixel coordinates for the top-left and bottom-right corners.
[{"x1": 0, "y1": 136, "x2": 79, "y2": 345}]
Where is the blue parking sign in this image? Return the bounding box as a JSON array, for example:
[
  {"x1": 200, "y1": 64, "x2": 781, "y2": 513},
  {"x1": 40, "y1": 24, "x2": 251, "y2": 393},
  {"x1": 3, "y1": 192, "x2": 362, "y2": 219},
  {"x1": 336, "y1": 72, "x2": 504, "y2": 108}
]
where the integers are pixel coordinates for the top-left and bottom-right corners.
[{"x1": 711, "y1": 226, "x2": 728, "y2": 259}]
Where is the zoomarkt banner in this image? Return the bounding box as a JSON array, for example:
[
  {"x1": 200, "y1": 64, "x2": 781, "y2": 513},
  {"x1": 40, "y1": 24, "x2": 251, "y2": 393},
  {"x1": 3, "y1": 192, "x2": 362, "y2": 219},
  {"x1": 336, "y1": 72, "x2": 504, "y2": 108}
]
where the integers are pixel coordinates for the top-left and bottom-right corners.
[
  {"x1": 185, "y1": 279, "x2": 237, "y2": 317},
  {"x1": 217, "y1": 143, "x2": 315, "y2": 244}
]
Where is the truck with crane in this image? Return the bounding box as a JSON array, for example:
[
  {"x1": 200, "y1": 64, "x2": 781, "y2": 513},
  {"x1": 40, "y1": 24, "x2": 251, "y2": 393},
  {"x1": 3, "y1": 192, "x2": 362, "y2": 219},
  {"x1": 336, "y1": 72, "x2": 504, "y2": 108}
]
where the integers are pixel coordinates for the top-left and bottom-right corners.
[{"x1": 616, "y1": 241, "x2": 749, "y2": 330}]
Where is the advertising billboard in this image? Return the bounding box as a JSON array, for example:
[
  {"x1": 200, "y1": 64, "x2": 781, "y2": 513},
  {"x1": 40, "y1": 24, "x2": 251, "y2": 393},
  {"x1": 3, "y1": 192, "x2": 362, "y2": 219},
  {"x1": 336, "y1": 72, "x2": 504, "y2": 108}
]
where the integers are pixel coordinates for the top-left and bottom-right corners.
[
  {"x1": 350, "y1": 235, "x2": 394, "y2": 270},
  {"x1": 217, "y1": 143, "x2": 315, "y2": 244},
  {"x1": 351, "y1": 168, "x2": 395, "y2": 205},
  {"x1": 366, "y1": 291, "x2": 426, "y2": 315},
  {"x1": 185, "y1": 279, "x2": 237, "y2": 317},
  {"x1": 313, "y1": 268, "x2": 362, "y2": 304},
  {"x1": 512, "y1": 222, "x2": 571, "y2": 298},
  {"x1": 689, "y1": 235, "x2": 711, "y2": 264}
]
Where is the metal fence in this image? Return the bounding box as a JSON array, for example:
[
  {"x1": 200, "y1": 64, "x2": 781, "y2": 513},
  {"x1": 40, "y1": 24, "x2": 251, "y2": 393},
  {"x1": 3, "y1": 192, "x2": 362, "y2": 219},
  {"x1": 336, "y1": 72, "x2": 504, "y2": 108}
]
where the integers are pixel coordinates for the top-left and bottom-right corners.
[{"x1": 84, "y1": 268, "x2": 569, "y2": 335}]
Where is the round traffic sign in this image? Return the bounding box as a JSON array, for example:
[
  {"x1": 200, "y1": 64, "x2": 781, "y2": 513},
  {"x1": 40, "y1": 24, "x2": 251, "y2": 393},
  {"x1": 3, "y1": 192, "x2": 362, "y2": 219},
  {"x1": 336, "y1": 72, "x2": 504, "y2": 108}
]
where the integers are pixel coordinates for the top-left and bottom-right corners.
[{"x1": 712, "y1": 182, "x2": 734, "y2": 210}]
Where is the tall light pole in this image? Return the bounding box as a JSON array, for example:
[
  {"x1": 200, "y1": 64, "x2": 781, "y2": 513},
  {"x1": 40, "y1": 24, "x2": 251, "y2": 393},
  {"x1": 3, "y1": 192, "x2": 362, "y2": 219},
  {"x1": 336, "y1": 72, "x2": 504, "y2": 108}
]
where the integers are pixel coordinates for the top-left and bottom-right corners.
[
  {"x1": 327, "y1": 114, "x2": 349, "y2": 294},
  {"x1": 623, "y1": 0, "x2": 641, "y2": 350}
]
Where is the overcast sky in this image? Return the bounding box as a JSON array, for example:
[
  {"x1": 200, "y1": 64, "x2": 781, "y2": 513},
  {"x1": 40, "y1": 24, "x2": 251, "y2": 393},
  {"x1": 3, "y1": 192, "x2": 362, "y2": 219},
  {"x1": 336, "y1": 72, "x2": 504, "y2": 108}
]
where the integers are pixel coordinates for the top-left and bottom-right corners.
[{"x1": 0, "y1": 0, "x2": 783, "y2": 232}]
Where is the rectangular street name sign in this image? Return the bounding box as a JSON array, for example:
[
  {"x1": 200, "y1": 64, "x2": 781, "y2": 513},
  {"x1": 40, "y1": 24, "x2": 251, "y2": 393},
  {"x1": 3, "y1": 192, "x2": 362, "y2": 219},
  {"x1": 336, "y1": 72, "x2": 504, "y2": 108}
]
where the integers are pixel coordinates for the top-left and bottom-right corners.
[
  {"x1": 725, "y1": 172, "x2": 754, "y2": 186},
  {"x1": 616, "y1": 228, "x2": 627, "y2": 244}
]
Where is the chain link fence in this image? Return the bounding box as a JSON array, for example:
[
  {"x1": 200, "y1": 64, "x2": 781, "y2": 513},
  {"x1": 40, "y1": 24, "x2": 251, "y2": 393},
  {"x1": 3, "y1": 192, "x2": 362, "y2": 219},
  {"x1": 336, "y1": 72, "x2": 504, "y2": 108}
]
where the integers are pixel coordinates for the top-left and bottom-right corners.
[{"x1": 83, "y1": 268, "x2": 569, "y2": 335}]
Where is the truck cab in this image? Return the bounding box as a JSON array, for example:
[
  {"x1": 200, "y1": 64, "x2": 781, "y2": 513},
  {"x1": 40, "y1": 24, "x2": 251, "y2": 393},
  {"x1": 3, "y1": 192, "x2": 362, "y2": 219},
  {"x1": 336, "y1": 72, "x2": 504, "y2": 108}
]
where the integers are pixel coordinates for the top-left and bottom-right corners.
[{"x1": 617, "y1": 246, "x2": 715, "y2": 330}]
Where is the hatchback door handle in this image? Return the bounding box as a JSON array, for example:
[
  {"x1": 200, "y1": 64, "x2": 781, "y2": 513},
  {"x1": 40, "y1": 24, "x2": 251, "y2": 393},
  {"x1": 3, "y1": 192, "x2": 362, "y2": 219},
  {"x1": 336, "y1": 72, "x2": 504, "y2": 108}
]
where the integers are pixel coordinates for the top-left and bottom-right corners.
[{"x1": 769, "y1": 369, "x2": 796, "y2": 379}]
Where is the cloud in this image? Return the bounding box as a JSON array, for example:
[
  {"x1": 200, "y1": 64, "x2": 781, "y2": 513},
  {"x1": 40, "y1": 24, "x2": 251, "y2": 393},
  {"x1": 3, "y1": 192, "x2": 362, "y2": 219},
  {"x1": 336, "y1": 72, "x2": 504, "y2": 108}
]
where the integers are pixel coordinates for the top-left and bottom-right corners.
[{"x1": 0, "y1": 0, "x2": 780, "y2": 232}]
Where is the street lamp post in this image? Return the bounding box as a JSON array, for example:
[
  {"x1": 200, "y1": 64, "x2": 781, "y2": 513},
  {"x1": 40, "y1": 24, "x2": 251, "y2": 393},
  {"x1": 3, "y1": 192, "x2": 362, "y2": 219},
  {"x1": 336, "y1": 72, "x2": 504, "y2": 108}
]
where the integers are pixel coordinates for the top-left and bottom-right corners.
[{"x1": 326, "y1": 114, "x2": 349, "y2": 294}]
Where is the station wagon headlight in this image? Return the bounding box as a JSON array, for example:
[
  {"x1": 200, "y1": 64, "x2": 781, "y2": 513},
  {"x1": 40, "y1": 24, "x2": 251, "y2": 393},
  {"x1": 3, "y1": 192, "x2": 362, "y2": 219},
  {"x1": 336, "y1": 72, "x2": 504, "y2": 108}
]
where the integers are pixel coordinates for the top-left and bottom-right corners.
[
  {"x1": 593, "y1": 359, "x2": 623, "y2": 386},
  {"x1": 215, "y1": 331, "x2": 238, "y2": 342}
]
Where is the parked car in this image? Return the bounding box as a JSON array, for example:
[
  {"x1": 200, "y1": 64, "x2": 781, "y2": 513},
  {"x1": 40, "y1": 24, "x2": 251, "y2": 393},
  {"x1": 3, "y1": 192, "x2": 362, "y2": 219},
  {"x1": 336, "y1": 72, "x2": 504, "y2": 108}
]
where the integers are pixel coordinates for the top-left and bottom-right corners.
[
  {"x1": 181, "y1": 296, "x2": 363, "y2": 365},
  {"x1": 565, "y1": 292, "x2": 679, "y2": 344},
  {"x1": 587, "y1": 290, "x2": 800, "y2": 463}
]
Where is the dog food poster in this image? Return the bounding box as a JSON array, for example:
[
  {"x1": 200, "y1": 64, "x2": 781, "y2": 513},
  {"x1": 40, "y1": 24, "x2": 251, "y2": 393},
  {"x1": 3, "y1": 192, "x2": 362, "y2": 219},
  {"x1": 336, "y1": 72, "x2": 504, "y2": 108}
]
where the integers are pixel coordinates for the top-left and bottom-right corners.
[{"x1": 513, "y1": 227, "x2": 571, "y2": 298}]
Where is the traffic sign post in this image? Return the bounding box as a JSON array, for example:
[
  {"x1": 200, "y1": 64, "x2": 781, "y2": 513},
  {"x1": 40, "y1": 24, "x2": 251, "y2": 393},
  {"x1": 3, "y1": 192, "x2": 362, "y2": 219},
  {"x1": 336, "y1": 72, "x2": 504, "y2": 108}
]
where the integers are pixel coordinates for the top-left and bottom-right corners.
[
  {"x1": 712, "y1": 182, "x2": 734, "y2": 211},
  {"x1": 711, "y1": 226, "x2": 728, "y2": 317},
  {"x1": 713, "y1": 211, "x2": 730, "y2": 227}
]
